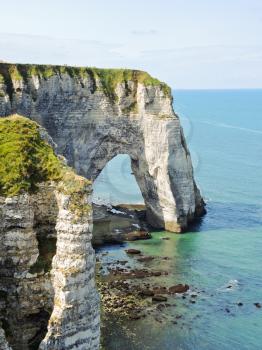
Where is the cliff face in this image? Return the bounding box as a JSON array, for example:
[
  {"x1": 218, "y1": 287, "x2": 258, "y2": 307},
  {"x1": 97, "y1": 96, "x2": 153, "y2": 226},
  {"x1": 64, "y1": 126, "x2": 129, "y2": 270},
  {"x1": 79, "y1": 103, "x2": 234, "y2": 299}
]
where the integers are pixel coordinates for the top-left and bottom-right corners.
[
  {"x1": 0, "y1": 64, "x2": 205, "y2": 349},
  {"x1": 0, "y1": 63, "x2": 205, "y2": 232},
  {"x1": 0, "y1": 116, "x2": 99, "y2": 350}
]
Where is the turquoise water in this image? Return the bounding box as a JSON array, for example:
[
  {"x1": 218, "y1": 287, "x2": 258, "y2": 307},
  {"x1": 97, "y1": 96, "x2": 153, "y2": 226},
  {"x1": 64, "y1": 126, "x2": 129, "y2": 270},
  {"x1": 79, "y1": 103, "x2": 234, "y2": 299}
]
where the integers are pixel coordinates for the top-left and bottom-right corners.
[{"x1": 95, "y1": 89, "x2": 262, "y2": 349}]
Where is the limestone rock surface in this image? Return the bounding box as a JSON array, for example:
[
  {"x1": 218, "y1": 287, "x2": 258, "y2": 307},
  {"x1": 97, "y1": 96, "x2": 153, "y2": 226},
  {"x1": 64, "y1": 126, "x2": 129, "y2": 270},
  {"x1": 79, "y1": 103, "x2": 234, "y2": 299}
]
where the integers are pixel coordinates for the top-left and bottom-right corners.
[
  {"x1": 0, "y1": 63, "x2": 205, "y2": 232},
  {"x1": 0, "y1": 116, "x2": 99, "y2": 350},
  {"x1": 0, "y1": 181, "x2": 99, "y2": 350}
]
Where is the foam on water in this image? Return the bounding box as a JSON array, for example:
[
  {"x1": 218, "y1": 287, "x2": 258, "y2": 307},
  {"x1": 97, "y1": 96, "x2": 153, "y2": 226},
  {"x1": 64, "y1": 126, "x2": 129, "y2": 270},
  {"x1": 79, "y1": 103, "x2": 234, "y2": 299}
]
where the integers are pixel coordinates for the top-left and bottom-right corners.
[{"x1": 218, "y1": 279, "x2": 240, "y2": 292}]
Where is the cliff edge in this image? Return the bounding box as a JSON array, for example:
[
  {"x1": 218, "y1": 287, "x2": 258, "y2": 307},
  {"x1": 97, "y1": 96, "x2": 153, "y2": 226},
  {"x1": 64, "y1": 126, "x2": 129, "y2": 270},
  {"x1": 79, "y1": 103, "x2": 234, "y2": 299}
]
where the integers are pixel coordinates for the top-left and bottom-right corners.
[{"x1": 0, "y1": 63, "x2": 205, "y2": 232}]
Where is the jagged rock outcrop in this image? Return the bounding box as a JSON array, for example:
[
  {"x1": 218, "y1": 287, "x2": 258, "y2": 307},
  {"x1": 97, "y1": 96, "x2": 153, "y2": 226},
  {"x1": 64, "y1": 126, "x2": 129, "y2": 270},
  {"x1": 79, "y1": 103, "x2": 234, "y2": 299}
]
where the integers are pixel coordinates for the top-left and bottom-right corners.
[
  {"x1": 0, "y1": 116, "x2": 99, "y2": 350},
  {"x1": 0, "y1": 63, "x2": 205, "y2": 232}
]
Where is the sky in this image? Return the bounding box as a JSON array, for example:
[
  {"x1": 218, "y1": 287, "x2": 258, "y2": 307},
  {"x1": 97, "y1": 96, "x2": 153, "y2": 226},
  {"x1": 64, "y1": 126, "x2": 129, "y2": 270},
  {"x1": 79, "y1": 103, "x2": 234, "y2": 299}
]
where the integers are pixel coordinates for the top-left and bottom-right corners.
[{"x1": 0, "y1": 0, "x2": 261, "y2": 88}]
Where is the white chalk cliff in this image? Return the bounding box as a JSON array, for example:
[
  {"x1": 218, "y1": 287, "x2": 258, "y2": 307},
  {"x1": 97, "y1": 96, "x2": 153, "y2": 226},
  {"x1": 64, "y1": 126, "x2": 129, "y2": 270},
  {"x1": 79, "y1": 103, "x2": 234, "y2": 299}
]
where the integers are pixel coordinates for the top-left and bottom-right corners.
[
  {"x1": 0, "y1": 64, "x2": 205, "y2": 350},
  {"x1": 0, "y1": 63, "x2": 205, "y2": 232},
  {"x1": 0, "y1": 115, "x2": 99, "y2": 350}
]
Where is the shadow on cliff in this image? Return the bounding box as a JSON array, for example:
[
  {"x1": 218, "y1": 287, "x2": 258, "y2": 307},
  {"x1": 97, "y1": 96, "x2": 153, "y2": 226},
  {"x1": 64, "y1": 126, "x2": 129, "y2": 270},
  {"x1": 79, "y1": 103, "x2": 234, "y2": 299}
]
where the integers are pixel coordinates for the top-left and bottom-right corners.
[{"x1": 188, "y1": 200, "x2": 262, "y2": 232}]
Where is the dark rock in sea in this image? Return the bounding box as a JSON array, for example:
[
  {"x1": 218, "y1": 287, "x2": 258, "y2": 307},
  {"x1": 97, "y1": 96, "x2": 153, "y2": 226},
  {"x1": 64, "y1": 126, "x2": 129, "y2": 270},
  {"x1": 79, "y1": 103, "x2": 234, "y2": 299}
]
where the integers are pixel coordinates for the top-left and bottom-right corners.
[
  {"x1": 237, "y1": 302, "x2": 243, "y2": 306},
  {"x1": 153, "y1": 287, "x2": 168, "y2": 295},
  {"x1": 152, "y1": 295, "x2": 168, "y2": 302},
  {"x1": 169, "y1": 284, "x2": 189, "y2": 294},
  {"x1": 254, "y1": 302, "x2": 261, "y2": 308},
  {"x1": 129, "y1": 313, "x2": 142, "y2": 320},
  {"x1": 132, "y1": 269, "x2": 149, "y2": 278},
  {"x1": 225, "y1": 308, "x2": 230, "y2": 313},
  {"x1": 125, "y1": 249, "x2": 141, "y2": 255},
  {"x1": 139, "y1": 289, "x2": 154, "y2": 297},
  {"x1": 156, "y1": 303, "x2": 165, "y2": 311},
  {"x1": 152, "y1": 271, "x2": 162, "y2": 277},
  {"x1": 137, "y1": 256, "x2": 155, "y2": 262},
  {"x1": 125, "y1": 230, "x2": 152, "y2": 241}
]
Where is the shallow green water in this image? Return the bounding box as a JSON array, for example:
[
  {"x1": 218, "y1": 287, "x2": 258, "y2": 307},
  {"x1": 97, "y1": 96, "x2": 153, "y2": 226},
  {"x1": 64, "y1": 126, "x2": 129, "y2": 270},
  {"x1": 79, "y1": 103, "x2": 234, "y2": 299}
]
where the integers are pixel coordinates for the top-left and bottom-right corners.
[{"x1": 95, "y1": 89, "x2": 262, "y2": 349}]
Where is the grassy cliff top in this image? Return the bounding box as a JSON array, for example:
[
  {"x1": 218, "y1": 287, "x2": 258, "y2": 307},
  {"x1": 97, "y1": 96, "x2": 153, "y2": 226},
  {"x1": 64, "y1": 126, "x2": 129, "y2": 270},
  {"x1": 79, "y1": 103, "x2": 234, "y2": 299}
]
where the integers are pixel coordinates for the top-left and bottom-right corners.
[
  {"x1": 0, "y1": 62, "x2": 171, "y2": 99},
  {"x1": 0, "y1": 114, "x2": 91, "y2": 197}
]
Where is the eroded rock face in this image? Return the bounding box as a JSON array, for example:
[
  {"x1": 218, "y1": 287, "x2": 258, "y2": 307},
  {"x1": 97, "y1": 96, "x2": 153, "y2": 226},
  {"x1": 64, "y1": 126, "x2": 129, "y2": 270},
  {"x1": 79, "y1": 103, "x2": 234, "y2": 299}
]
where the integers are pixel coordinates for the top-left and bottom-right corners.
[
  {"x1": 0, "y1": 188, "x2": 55, "y2": 350},
  {"x1": 40, "y1": 190, "x2": 99, "y2": 350},
  {"x1": 0, "y1": 63, "x2": 205, "y2": 349},
  {"x1": 0, "y1": 64, "x2": 205, "y2": 232},
  {"x1": 0, "y1": 184, "x2": 99, "y2": 350}
]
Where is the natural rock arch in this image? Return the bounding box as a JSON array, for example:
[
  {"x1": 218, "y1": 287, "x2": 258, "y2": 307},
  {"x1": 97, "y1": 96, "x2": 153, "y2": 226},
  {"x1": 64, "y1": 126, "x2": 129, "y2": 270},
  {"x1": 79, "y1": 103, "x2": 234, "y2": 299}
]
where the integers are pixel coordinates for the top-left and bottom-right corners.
[
  {"x1": 0, "y1": 63, "x2": 206, "y2": 350},
  {"x1": 0, "y1": 63, "x2": 205, "y2": 232}
]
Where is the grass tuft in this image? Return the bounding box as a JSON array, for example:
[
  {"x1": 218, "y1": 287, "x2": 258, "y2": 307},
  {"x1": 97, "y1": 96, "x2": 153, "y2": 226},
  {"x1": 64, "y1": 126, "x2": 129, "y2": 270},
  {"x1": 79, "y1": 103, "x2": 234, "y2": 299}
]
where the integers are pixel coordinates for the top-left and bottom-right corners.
[
  {"x1": 0, "y1": 114, "x2": 62, "y2": 197},
  {"x1": 0, "y1": 63, "x2": 171, "y2": 102},
  {"x1": 0, "y1": 114, "x2": 92, "y2": 218}
]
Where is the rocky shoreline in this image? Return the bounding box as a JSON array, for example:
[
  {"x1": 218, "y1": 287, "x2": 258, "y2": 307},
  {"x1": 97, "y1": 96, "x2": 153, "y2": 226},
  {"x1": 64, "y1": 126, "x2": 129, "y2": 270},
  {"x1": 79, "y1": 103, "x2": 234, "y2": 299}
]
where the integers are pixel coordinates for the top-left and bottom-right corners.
[
  {"x1": 94, "y1": 203, "x2": 198, "y2": 322},
  {"x1": 92, "y1": 203, "x2": 151, "y2": 246},
  {"x1": 94, "y1": 207, "x2": 262, "y2": 337},
  {"x1": 96, "y1": 247, "x2": 196, "y2": 324}
]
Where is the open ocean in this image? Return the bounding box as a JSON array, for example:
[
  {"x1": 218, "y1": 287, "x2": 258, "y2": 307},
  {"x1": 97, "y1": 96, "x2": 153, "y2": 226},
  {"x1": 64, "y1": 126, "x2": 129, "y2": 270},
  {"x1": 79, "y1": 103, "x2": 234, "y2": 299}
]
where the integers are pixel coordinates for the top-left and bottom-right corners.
[{"x1": 94, "y1": 89, "x2": 262, "y2": 350}]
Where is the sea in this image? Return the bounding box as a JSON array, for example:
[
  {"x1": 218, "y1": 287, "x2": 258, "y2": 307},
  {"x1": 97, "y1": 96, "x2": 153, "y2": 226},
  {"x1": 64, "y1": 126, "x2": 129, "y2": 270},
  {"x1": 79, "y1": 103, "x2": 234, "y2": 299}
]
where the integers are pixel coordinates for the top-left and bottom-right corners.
[{"x1": 93, "y1": 89, "x2": 262, "y2": 350}]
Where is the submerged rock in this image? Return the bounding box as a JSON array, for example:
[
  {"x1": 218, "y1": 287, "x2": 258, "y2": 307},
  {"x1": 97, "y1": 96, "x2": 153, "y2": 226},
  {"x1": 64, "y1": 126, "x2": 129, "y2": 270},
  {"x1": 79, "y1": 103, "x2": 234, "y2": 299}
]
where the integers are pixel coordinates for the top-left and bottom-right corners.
[
  {"x1": 125, "y1": 249, "x2": 142, "y2": 255},
  {"x1": 152, "y1": 295, "x2": 168, "y2": 302},
  {"x1": 137, "y1": 256, "x2": 155, "y2": 262},
  {"x1": 125, "y1": 230, "x2": 152, "y2": 241},
  {"x1": 153, "y1": 287, "x2": 168, "y2": 295},
  {"x1": 169, "y1": 284, "x2": 190, "y2": 294},
  {"x1": 139, "y1": 289, "x2": 155, "y2": 297}
]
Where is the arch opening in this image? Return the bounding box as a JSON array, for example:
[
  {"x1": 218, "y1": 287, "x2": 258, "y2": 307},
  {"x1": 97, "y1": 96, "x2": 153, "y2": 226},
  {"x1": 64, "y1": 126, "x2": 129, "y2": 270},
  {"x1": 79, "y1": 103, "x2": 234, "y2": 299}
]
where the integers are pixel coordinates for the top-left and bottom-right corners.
[
  {"x1": 93, "y1": 154, "x2": 144, "y2": 206},
  {"x1": 92, "y1": 154, "x2": 148, "y2": 246}
]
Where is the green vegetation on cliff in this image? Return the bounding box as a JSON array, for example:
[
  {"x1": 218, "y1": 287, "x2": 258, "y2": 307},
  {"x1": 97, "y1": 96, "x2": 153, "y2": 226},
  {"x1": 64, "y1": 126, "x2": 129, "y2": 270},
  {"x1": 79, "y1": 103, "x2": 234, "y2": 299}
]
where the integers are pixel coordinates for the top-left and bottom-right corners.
[
  {"x1": 0, "y1": 63, "x2": 171, "y2": 101},
  {"x1": 57, "y1": 169, "x2": 92, "y2": 219},
  {"x1": 0, "y1": 115, "x2": 92, "y2": 200},
  {"x1": 0, "y1": 115, "x2": 62, "y2": 196},
  {"x1": 91, "y1": 67, "x2": 171, "y2": 100}
]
